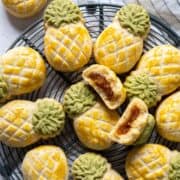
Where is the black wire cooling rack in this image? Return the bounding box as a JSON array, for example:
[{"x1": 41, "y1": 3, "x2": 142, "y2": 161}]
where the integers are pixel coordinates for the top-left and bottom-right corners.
[{"x1": 0, "y1": 4, "x2": 180, "y2": 180}]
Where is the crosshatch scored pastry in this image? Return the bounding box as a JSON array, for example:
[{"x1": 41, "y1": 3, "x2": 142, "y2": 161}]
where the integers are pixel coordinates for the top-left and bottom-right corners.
[
  {"x1": 22, "y1": 145, "x2": 68, "y2": 180},
  {"x1": 82, "y1": 64, "x2": 126, "y2": 109},
  {"x1": 110, "y1": 98, "x2": 155, "y2": 145},
  {"x1": 2, "y1": 0, "x2": 47, "y2": 18},
  {"x1": 72, "y1": 153, "x2": 124, "y2": 180},
  {"x1": 94, "y1": 4, "x2": 150, "y2": 74},
  {"x1": 0, "y1": 98, "x2": 65, "y2": 147},
  {"x1": 126, "y1": 144, "x2": 180, "y2": 180},
  {"x1": 137, "y1": 45, "x2": 180, "y2": 96},
  {"x1": 44, "y1": 0, "x2": 92, "y2": 72},
  {"x1": 0, "y1": 47, "x2": 46, "y2": 101},
  {"x1": 63, "y1": 82, "x2": 120, "y2": 150},
  {"x1": 124, "y1": 44, "x2": 180, "y2": 107},
  {"x1": 156, "y1": 91, "x2": 180, "y2": 142}
]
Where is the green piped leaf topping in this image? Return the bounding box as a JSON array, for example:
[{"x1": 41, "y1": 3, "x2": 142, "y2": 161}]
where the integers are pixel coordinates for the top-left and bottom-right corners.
[
  {"x1": 169, "y1": 151, "x2": 180, "y2": 180},
  {"x1": 63, "y1": 82, "x2": 96, "y2": 118},
  {"x1": 124, "y1": 72, "x2": 161, "y2": 108},
  {"x1": 116, "y1": 4, "x2": 150, "y2": 37},
  {"x1": 72, "y1": 153, "x2": 108, "y2": 180},
  {"x1": 44, "y1": 0, "x2": 83, "y2": 28},
  {"x1": 32, "y1": 98, "x2": 65, "y2": 137}
]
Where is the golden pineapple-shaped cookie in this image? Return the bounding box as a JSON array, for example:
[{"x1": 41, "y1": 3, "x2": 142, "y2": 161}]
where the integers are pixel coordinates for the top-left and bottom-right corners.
[
  {"x1": 137, "y1": 45, "x2": 180, "y2": 96},
  {"x1": 63, "y1": 82, "x2": 120, "y2": 150},
  {"x1": 2, "y1": 0, "x2": 47, "y2": 18},
  {"x1": 156, "y1": 91, "x2": 180, "y2": 142},
  {"x1": 22, "y1": 145, "x2": 68, "y2": 180},
  {"x1": 74, "y1": 102, "x2": 119, "y2": 150},
  {"x1": 126, "y1": 144, "x2": 180, "y2": 180},
  {"x1": 124, "y1": 45, "x2": 180, "y2": 108},
  {"x1": 126, "y1": 144, "x2": 171, "y2": 179},
  {"x1": 0, "y1": 98, "x2": 65, "y2": 147},
  {"x1": 0, "y1": 47, "x2": 46, "y2": 100},
  {"x1": 44, "y1": 0, "x2": 92, "y2": 72},
  {"x1": 94, "y1": 4, "x2": 150, "y2": 74}
]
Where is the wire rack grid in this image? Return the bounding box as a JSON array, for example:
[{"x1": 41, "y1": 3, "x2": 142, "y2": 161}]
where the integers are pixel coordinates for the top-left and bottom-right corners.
[{"x1": 0, "y1": 4, "x2": 180, "y2": 180}]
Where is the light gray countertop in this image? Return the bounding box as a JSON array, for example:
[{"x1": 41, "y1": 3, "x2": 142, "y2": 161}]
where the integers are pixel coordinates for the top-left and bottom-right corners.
[
  {"x1": 0, "y1": 1, "x2": 46, "y2": 54},
  {"x1": 0, "y1": 0, "x2": 108, "y2": 54}
]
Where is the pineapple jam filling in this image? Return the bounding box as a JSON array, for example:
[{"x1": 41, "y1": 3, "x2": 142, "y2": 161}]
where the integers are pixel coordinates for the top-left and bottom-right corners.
[
  {"x1": 88, "y1": 72, "x2": 115, "y2": 100},
  {"x1": 117, "y1": 106, "x2": 140, "y2": 135}
]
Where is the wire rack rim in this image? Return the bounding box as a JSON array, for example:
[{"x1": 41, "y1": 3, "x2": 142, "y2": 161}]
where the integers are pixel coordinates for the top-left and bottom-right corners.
[{"x1": 1, "y1": 4, "x2": 179, "y2": 180}]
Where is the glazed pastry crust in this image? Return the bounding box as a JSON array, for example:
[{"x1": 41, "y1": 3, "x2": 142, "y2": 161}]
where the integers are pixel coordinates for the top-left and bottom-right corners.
[
  {"x1": 0, "y1": 100, "x2": 39, "y2": 147},
  {"x1": 137, "y1": 45, "x2": 180, "y2": 96},
  {"x1": 103, "y1": 168, "x2": 124, "y2": 180},
  {"x1": 126, "y1": 144, "x2": 171, "y2": 180},
  {"x1": 74, "y1": 102, "x2": 119, "y2": 150},
  {"x1": 110, "y1": 98, "x2": 148, "y2": 145},
  {"x1": 83, "y1": 64, "x2": 126, "y2": 109},
  {"x1": 0, "y1": 47, "x2": 46, "y2": 95},
  {"x1": 156, "y1": 91, "x2": 180, "y2": 142},
  {"x1": 22, "y1": 145, "x2": 68, "y2": 180},
  {"x1": 2, "y1": 0, "x2": 47, "y2": 18},
  {"x1": 94, "y1": 21, "x2": 143, "y2": 74},
  {"x1": 44, "y1": 23, "x2": 92, "y2": 72}
]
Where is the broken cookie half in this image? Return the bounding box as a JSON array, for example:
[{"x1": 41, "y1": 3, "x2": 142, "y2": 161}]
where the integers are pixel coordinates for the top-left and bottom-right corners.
[
  {"x1": 82, "y1": 64, "x2": 126, "y2": 110},
  {"x1": 110, "y1": 98, "x2": 155, "y2": 145}
]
